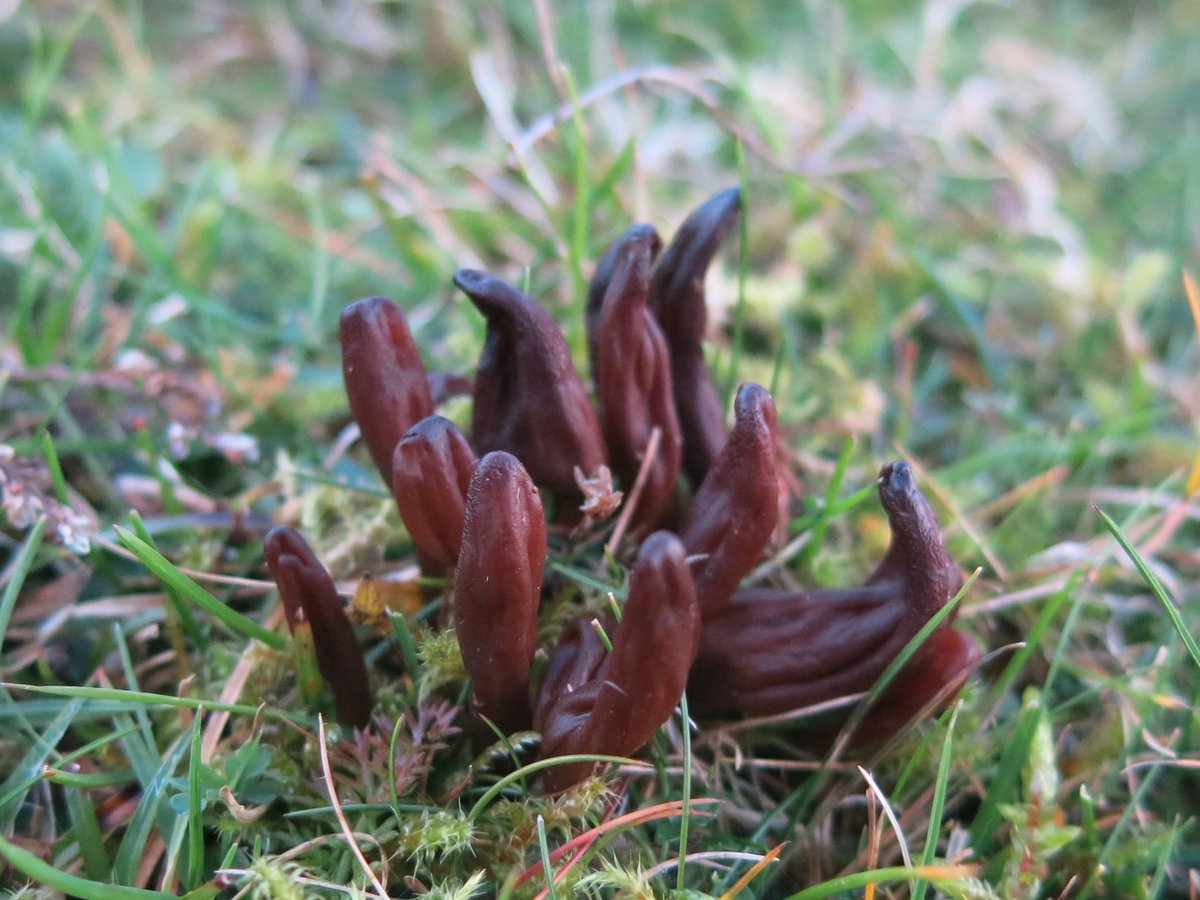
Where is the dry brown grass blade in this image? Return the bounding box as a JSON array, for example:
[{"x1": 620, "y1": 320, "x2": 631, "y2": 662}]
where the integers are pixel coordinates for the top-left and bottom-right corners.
[{"x1": 317, "y1": 714, "x2": 390, "y2": 899}]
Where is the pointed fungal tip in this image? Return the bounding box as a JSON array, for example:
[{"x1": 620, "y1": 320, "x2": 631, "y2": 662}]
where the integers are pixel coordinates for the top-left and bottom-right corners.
[
  {"x1": 733, "y1": 382, "x2": 777, "y2": 428},
  {"x1": 452, "y1": 268, "x2": 486, "y2": 290},
  {"x1": 453, "y1": 269, "x2": 532, "y2": 320},
  {"x1": 474, "y1": 450, "x2": 536, "y2": 491},
  {"x1": 399, "y1": 414, "x2": 454, "y2": 443},
  {"x1": 627, "y1": 222, "x2": 664, "y2": 254},
  {"x1": 692, "y1": 186, "x2": 743, "y2": 225},
  {"x1": 879, "y1": 460, "x2": 916, "y2": 495},
  {"x1": 590, "y1": 224, "x2": 662, "y2": 292},
  {"x1": 714, "y1": 185, "x2": 742, "y2": 208}
]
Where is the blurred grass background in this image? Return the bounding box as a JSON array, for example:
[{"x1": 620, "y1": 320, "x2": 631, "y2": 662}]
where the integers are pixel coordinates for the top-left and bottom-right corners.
[{"x1": 1, "y1": 0, "x2": 1199, "y2": 896}]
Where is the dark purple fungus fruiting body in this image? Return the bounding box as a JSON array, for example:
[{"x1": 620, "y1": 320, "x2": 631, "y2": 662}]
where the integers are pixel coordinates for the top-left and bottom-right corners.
[
  {"x1": 391, "y1": 415, "x2": 478, "y2": 570},
  {"x1": 453, "y1": 269, "x2": 606, "y2": 520},
  {"x1": 589, "y1": 226, "x2": 682, "y2": 533},
  {"x1": 295, "y1": 189, "x2": 982, "y2": 790},
  {"x1": 677, "y1": 382, "x2": 780, "y2": 617},
  {"x1": 535, "y1": 531, "x2": 700, "y2": 791},
  {"x1": 648, "y1": 187, "x2": 742, "y2": 485},
  {"x1": 454, "y1": 451, "x2": 547, "y2": 732},
  {"x1": 339, "y1": 296, "x2": 434, "y2": 487},
  {"x1": 264, "y1": 526, "x2": 372, "y2": 729},
  {"x1": 586, "y1": 223, "x2": 663, "y2": 366},
  {"x1": 688, "y1": 460, "x2": 974, "y2": 749}
]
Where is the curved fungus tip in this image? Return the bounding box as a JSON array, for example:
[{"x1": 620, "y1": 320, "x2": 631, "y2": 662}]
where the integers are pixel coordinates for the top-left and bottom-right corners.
[
  {"x1": 391, "y1": 415, "x2": 478, "y2": 570},
  {"x1": 878, "y1": 459, "x2": 917, "y2": 497},
  {"x1": 462, "y1": 270, "x2": 606, "y2": 516},
  {"x1": 649, "y1": 186, "x2": 742, "y2": 338},
  {"x1": 265, "y1": 525, "x2": 325, "y2": 632},
  {"x1": 453, "y1": 268, "x2": 530, "y2": 322},
  {"x1": 733, "y1": 382, "x2": 777, "y2": 431},
  {"x1": 262, "y1": 525, "x2": 372, "y2": 730},
  {"x1": 587, "y1": 223, "x2": 663, "y2": 324},
  {"x1": 451, "y1": 267, "x2": 489, "y2": 292}
]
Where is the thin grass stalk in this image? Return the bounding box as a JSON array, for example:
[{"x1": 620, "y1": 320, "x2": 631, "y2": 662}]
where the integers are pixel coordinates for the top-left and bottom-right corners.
[
  {"x1": 675, "y1": 692, "x2": 694, "y2": 894},
  {"x1": 911, "y1": 701, "x2": 961, "y2": 900},
  {"x1": 723, "y1": 140, "x2": 751, "y2": 408},
  {"x1": 0, "y1": 517, "x2": 46, "y2": 658},
  {"x1": 1097, "y1": 507, "x2": 1200, "y2": 672},
  {"x1": 186, "y1": 711, "x2": 205, "y2": 889}
]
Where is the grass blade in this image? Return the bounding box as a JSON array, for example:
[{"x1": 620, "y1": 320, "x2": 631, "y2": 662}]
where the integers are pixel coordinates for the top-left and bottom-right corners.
[
  {"x1": 536, "y1": 814, "x2": 558, "y2": 900},
  {"x1": 186, "y1": 709, "x2": 206, "y2": 889},
  {"x1": 911, "y1": 702, "x2": 961, "y2": 900},
  {"x1": 0, "y1": 517, "x2": 47, "y2": 659},
  {"x1": 39, "y1": 431, "x2": 70, "y2": 503},
  {"x1": 1096, "y1": 507, "x2": 1200, "y2": 672},
  {"x1": 65, "y1": 783, "x2": 112, "y2": 881},
  {"x1": 114, "y1": 522, "x2": 285, "y2": 650},
  {"x1": 562, "y1": 65, "x2": 590, "y2": 351},
  {"x1": 0, "y1": 833, "x2": 173, "y2": 900},
  {"x1": 112, "y1": 622, "x2": 159, "y2": 763},
  {"x1": 0, "y1": 695, "x2": 83, "y2": 829},
  {"x1": 112, "y1": 730, "x2": 190, "y2": 885},
  {"x1": 1, "y1": 682, "x2": 297, "y2": 720},
  {"x1": 468, "y1": 754, "x2": 641, "y2": 820},
  {"x1": 969, "y1": 692, "x2": 1042, "y2": 853},
  {"x1": 676, "y1": 692, "x2": 694, "y2": 894},
  {"x1": 131, "y1": 511, "x2": 206, "y2": 653},
  {"x1": 986, "y1": 569, "x2": 1083, "y2": 713},
  {"x1": 723, "y1": 139, "x2": 750, "y2": 408},
  {"x1": 782, "y1": 864, "x2": 979, "y2": 900},
  {"x1": 799, "y1": 437, "x2": 854, "y2": 568}
]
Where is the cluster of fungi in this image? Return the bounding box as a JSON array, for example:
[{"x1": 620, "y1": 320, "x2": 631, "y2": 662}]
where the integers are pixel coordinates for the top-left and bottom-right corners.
[{"x1": 265, "y1": 188, "x2": 980, "y2": 792}]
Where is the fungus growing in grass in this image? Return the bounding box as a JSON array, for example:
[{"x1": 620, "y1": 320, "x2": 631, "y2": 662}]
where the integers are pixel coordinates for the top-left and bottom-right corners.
[
  {"x1": 687, "y1": 460, "x2": 979, "y2": 748},
  {"x1": 390, "y1": 415, "x2": 478, "y2": 571},
  {"x1": 453, "y1": 268, "x2": 606, "y2": 521},
  {"x1": 339, "y1": 296, "x2": 434, "y2": 487},
  {"x1": 534, "y1": 531, "x2": 700, "y2": 792},
  {"x1": 647, "y1": 187, "x2": 742, "y2": 486},
  {"x1": 264, "y1": 526, "x2": 372, "y2": 729},
  {"x1": 587, "y1": 224, "x2": 681, "y2": 534},
  {"x1": 271, "y1": 188, "x2": 979, "y2": 788},
  {"x1": 453, "y1": 451, "x2": 547, "y2": 733},
  {"x1": 677, "y1": 381, "x2": 781, "y2": 617}
]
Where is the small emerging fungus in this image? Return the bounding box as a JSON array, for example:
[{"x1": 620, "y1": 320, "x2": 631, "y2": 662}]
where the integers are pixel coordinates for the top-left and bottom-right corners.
[
  {"x1": 264, "y1": 526, "x2": 372, "y2": 729},
  {"x1": 390, "y1": 415, "x2": 478, "y2": 571}
]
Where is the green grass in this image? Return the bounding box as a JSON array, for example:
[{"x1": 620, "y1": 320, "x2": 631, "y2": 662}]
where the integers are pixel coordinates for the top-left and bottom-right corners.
[{"x1": 2, "y1": 1, "x2": 1199, "y2": 896}]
